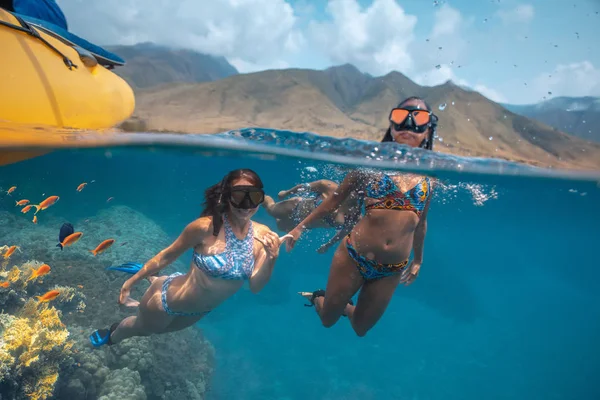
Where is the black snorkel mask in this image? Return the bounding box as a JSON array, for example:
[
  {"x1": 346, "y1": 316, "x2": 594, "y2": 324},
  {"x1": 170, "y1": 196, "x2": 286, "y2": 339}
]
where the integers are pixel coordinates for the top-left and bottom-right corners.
[
  {"x1": 389, "y1": 105, "x2": 438, "y2": 150},
  {"x1": 229, "y1": 185, "x2": 265, "y2": 209}
]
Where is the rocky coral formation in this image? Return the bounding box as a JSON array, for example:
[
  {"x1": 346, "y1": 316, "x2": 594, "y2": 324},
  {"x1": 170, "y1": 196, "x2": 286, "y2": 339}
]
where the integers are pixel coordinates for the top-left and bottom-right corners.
[
  {"x1": 1, "y1": 205, "x2": 216, "y2": 399},
  {"x1": 0, "y1": 295, "x2": 73, "y2": 400},
  {"x1": 56, "y1": 325, "x2": 214, "y2": 400}
]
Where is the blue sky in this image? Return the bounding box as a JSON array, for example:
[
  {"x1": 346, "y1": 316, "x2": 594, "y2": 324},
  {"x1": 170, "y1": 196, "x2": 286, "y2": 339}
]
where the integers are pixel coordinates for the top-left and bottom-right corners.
[{"x1": 59, "y1": 0, "x2": 600, "y2": 105}]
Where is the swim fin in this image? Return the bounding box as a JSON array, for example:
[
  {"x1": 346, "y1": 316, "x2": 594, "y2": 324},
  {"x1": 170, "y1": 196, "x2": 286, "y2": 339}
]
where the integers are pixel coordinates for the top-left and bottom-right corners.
[
  {"x1": 106, "y1": 262, "x2": 143, "y2": 275},
  {"x1": 89, "y1": 322, "x2": 119, "y2": 347}
]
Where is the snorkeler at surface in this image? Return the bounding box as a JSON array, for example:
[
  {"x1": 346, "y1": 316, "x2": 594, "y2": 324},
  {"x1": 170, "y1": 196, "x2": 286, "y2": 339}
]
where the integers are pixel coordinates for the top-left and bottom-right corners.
[
  {"x1": 262, "y1": 179, "x2": 362, "y2": 253},
  {"x1": 90, "y1": 169, "x2": 284, "y2": 347},
  {"x1": 284, "y1": 97, "x2": 437, "y2": 337}
]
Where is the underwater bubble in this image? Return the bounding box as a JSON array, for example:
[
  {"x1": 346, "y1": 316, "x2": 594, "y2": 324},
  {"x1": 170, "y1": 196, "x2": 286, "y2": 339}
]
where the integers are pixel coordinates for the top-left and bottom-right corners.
[
  {"x1": 489, "y1": 136, "x2": 493, "y2": 140},
  {"x1": 438, "y1": 103, "x2": 447, "y2": 111},
  {"x1": 438, "y1": 137, "x2": 444, "y2": 142},
  {"x1": 304, "y1": 166, "x2": 317, "y2": 173},
  {"x1": 452, "y1": 101, "x2": 455, "y2": 105},
  {"x1": 467, "y1": 118, "x2": 471, "y2": 122}
]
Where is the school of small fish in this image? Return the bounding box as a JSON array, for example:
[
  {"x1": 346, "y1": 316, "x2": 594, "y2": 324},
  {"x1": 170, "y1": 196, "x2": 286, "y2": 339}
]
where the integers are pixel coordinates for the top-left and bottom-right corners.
[{"x1": 1, "y1": 181, "x2": 120, "y2": 303}]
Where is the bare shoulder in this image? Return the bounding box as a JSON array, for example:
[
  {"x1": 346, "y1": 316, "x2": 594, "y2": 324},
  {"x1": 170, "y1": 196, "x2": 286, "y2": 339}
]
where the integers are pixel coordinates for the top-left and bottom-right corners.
[
  {"x1": 184, "y1": 216, "x2": 214, "y2": 240},
  {"x1": 252, "y1": 221, "x2": 276, "y2": 237}
]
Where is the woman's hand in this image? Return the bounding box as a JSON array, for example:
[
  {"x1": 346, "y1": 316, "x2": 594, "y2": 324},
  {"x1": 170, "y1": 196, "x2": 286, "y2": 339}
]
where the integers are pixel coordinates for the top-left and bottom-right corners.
[
  {"x1": 119, "y1": 278, "x2": 140, "y2": 308},
  {"x1": 283, "y1": 227, "x2": 303, "y2": 252},
  {"x1": 260, "y1": 231, "x2": 282, "y2": 259},
  {"x1": 400, "y1": 261, "x2": 421, "y2": 286}
]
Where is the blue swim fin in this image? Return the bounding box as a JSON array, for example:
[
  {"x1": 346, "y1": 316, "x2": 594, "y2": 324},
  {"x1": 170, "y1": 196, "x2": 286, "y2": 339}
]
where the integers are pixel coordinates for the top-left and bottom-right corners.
[
  {"x1": 106, "y1": 262, "x2": 143, "y2": 275},
  {"x1": 89, "y1": 322, "x2": 119, "y2": 347}
]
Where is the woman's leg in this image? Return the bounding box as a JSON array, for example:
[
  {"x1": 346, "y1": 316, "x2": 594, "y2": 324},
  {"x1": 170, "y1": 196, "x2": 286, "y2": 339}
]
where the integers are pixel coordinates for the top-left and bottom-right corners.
[
  {"x1": 263, "y1": 196, "x2": 302, "y2": 232},
  {"x1": 308, "y1": 241, "x2": 365, "y2": 327},
  {"x1": 345, "y1": 273, "x2": 403, "y2": 337},
  {"x1": 109, "y1": 276, "x2": 177, "y2": 344},
  {"x1": 263, "y1": 195, "x2": 301, "y2": 219}
]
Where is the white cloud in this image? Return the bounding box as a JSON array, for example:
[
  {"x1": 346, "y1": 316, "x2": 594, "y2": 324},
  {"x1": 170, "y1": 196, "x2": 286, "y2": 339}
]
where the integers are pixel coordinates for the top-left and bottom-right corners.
[
  {"x1": 58, "y1": 0, "x2": 303, "y2": 72},
  {"x1": 307, "y1": 0, "x2": 417, "y2": 76},
  {"x1": 431, "y1": 4, "x2": 462, "y2": 39},
  {"x1": 532, "y1": 61, "x2": 600, "y2": 99},
  {"x1": 471, "y1": 84, "x2": 507, "y2": 103},
  {"x1": 414, "y1": 64, "x2": 507, "y2": 103},
  {"x1": 497, "y1": 4, "x2": 534, "y2": 24}
]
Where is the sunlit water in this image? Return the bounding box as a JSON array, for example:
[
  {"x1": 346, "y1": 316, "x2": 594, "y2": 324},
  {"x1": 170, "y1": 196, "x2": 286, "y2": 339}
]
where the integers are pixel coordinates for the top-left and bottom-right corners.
[{"x1": 1, "y1": 128, "x2": 599, "y2": 400}]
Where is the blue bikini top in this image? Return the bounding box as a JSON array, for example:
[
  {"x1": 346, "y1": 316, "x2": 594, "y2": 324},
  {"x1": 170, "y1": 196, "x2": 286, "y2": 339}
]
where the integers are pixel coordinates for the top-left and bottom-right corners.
[{"x1": 193, "y1": 214, "x2": 255, "y2": 280}]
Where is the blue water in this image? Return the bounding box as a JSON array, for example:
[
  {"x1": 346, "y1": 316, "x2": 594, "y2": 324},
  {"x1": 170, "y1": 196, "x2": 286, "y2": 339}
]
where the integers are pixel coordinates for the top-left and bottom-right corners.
[{"x1": 1, "y1": 130, "x2": 599, "y2": 400}]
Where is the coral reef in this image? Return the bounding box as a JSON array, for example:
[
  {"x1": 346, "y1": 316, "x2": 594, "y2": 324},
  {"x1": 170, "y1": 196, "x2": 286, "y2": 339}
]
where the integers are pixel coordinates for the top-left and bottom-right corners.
[
  {"x1": 0, "y1": 296, "x2": 73, "y2": 400},
  {"x1": 1, "y1": 205, "x2": 216, "y2": 399},
  {"x1": 57, "y1": 325, "x2": 214, "y2": 400}
]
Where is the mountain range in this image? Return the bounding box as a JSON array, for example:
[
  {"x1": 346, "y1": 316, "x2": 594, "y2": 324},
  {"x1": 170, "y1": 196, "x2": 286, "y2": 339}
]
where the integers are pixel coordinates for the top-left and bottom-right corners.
[
  {"x1": 502, "y1": 97, "x2": 600, "y2": 144},
  {"x1": 110, "y1": 43, "x2": 600, "y2": 171}
]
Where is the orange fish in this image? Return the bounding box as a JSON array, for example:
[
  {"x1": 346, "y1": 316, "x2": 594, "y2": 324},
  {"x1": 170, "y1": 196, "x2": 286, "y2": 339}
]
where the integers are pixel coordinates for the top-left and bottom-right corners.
[
  {"x1": 37, "y1": 290, "x2": 60, "y2": 303},
  {"x1": 27, "y1": 264, "x2": 51, "y2": 282},
  {"x1": 57, "y1": 232, "x2": 83, "y2": 250},
  {"x1": 21, "y1": 205, "x2": 32, "y2": 213},
  {"x1": 33, "y1": 195, "x2": 59, "y2": 214},
  {"x1": 6, "y1": 186, "x2": 16, "y2": 195},
  {"x1": 90, "y1": 239, "x2": 115, "y2": 256},
  {"x1": 16, "y1": 199, "x2": 29, "y2": 206},
  {"x1": 32, "y1": 215, "x2": 37, "y2": 224},
  {"x1": 77, "y1": 285, "x2": 84, "y2": 289},
  {"x1": 3, "y1": 245, "x2": 17, "y2": 259},
  {"x1": 76, "y1": 183, "x2": 87, "y2": 192},
  {"x1": 0, "y1": 281, "x2": 10, "y2": 288}
]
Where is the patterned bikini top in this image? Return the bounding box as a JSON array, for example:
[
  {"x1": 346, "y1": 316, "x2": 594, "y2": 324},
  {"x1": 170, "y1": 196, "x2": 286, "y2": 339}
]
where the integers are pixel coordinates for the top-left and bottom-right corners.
[
  {"x1": 193, "y1": 214, "x2": 255, "y2": 280},
  {"x1": 364, "y1": 174, "x2": 431, "y2": 217}
]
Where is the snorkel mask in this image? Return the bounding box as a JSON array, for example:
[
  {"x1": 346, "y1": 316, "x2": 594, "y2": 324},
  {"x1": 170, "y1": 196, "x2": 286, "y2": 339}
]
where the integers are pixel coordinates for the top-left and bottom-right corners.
[
  {"x1": 229, "y1": 186, "x2": 265, "y2": 209},
  {"x1": 389, "y1": 105, "x2": 438, "y2": 150}
]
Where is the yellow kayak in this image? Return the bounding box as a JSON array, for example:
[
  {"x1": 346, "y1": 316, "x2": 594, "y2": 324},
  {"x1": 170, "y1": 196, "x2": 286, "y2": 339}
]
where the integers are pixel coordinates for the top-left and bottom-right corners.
[{"x1": 0, "y1": 8, "x2": 135, "y2": 165}]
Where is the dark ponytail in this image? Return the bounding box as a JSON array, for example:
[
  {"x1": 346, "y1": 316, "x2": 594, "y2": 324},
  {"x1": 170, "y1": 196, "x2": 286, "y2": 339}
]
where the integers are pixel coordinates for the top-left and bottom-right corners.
[
  {"x1": 200, "y1": 168, "x2": 264, "y2": 236},
  {"x1": 380, "y1": 96, "x2": 437, "y2": 150}
]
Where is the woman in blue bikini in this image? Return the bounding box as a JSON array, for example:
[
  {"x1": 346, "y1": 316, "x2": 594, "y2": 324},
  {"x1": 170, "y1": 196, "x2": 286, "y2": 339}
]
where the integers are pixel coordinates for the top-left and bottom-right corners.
[
  {"x1": 90, "y1": 169, "x2": 283, "y2": 347},
  {"x1": 284, "y1": 97, "x2": 437, "y2": 337},
  {"x1": 263, "y1": 179, "x2": 362, "y2": 253}
]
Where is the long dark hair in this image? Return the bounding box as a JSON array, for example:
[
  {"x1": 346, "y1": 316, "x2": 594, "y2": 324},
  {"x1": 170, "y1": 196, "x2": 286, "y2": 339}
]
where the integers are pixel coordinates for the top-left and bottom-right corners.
[
  {"x1": 381, "y1": 96, "x2": 437, "y2": 150},
  {"x1": 200, "y1": 168, "x2": 264, "y2": 236}
]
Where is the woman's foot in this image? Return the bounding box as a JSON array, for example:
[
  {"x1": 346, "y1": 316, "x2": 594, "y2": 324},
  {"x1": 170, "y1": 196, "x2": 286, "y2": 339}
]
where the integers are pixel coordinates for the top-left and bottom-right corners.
[
  {"x1": 299, "y1": 289, "x2": 325, "y2": 306},
  {"x1": 298, "y1": 290, "x2": 354, "y2": 317}
]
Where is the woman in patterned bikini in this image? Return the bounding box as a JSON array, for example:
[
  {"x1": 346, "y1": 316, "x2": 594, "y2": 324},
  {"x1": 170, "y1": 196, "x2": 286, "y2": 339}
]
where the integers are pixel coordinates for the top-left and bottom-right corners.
[
  {"x1": 284, "y1": 97, "x2": 438, "y2": 337},
  {"x1": 90, "y1": 168, "x2": 283, "y2": 347}
]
